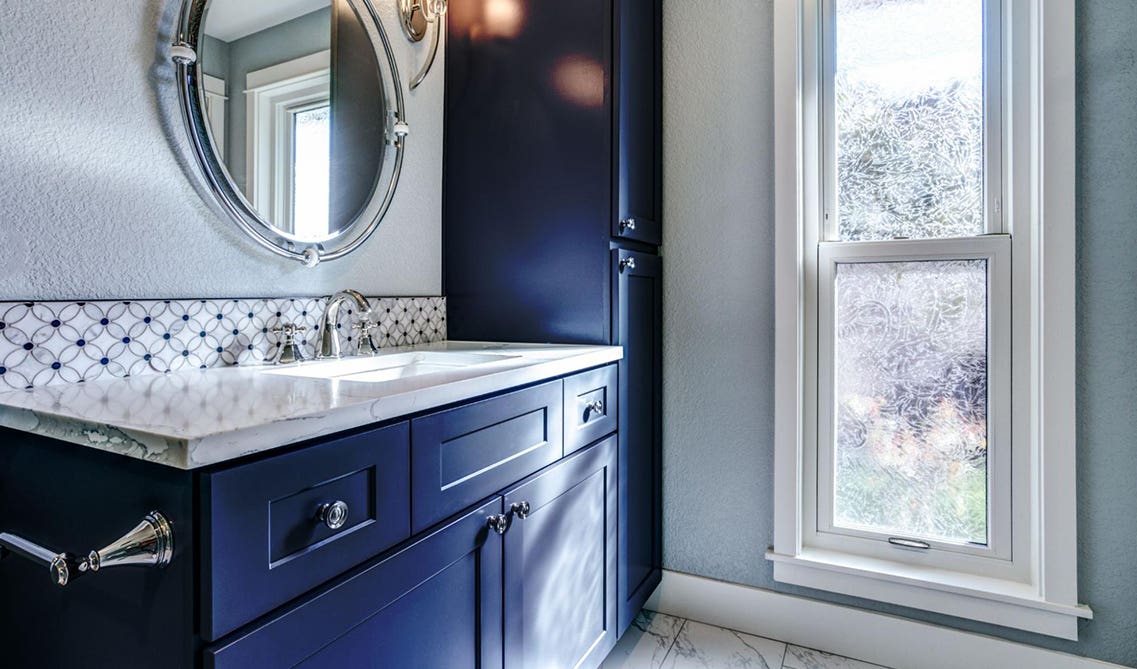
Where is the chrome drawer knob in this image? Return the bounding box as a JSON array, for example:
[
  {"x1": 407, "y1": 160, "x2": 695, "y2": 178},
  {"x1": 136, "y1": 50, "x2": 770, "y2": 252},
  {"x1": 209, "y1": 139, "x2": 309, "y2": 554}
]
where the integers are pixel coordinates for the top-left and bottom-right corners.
[
  {"x1": 619, "y1": 218, "x2": 637, "y2": 233},
  {"x1": 510, "y1": 501, "x2": 531, "y2": 520},
  {"x1": 487, "y1": 514, "x2": 509, "y2": 536},
  {"x1": 585, "y1": 400, "x2": 605, "y2": 417},
  {"x1": 619, "y1": 257, "x2": 636, "y2": 272},
  {"x1": 318, "y1": 501, "x2": 350, "y2": 531}
]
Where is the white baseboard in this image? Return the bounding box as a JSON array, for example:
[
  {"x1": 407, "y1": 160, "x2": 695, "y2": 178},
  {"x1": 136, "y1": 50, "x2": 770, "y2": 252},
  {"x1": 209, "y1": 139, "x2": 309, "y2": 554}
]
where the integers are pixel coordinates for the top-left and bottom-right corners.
[{"x1": 645, "y1": 570, "x2": 1126, "y2": 669}]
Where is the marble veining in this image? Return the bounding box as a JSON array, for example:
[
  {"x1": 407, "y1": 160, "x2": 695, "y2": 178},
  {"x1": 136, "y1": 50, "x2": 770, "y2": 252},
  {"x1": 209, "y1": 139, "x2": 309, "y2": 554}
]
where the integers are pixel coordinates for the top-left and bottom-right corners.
[
  {"x1": 604, "y1": 611, "x2": 688, "y2": 668},
  {"x1": 663, "y1": 621, "x2": 787, "y2": 669},
  {"x1": 0, "y1": 296, "x2": 446, "y2": 390},
  {"x1": 604, "y1": 612, "x2": 893, "y2": 669},
  {"x1": 0, "y1": 341, "x2": 621, "y2": 469},
  {"x1": 782, "y1": 646, "x2": 889, "y2": 669}
]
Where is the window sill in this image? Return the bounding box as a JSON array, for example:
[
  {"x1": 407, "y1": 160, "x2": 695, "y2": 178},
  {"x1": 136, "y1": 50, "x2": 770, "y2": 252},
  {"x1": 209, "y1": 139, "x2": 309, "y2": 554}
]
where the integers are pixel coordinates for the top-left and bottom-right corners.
[{"x1": 765, "y1": 548, "x2": 1092, "y2": 640}]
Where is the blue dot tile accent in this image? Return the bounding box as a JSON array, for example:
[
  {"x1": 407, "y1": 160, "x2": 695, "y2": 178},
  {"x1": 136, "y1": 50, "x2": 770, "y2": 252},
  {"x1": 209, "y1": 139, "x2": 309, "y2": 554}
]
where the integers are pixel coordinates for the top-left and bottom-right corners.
[
  {"x1": 0, "y1": 296, "x2": 446, "y2": 390},
  {"x1": 0, "y1": 367, "x2": 5, "y2": 374}
]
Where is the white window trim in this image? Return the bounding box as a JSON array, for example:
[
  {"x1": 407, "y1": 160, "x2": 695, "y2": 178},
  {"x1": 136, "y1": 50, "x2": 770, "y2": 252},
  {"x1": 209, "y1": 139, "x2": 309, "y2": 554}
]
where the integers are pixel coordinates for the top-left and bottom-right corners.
[
  {"x1": 245, "y1": 50, "x2": 331, "y2": 234},
  {"x1": 202, "y1": 74, "x2": 228, "y2": 161},
  {"x1": 768, "y1": 0, "x2": 1090, "y2": 640}
]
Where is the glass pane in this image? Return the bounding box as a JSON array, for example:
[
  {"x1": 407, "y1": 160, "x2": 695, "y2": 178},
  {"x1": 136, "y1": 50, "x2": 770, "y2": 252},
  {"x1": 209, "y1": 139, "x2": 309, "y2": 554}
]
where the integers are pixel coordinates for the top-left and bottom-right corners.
[
  {"x1": 835, "y1": 0, "x2": 985, "y2": 241},
  {"x1": 833, "y1": 260, "x2": 988, "y2": 545},
  {"x1": 292, "y1": 105, "x2": 331, "y2": 238}
]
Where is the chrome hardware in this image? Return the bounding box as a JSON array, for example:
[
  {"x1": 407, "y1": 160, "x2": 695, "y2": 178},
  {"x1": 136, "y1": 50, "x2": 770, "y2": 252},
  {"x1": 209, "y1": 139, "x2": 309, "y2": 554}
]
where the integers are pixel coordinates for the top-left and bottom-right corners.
[
  {"x1": 169, "y1": 41, "x2": 197, "y2": 66},
  {"x1": 510, "y1": 501, "x2": 531, "y2": 520},
  {"x1": 619, "y1": 218, "x2": 637, "y2": 233},
  {"x1": 351, "y1": 317, "x2": 381, "y2": 356},
  {"x1": 270, "y1": 323, "x2": 309, "y2": 365},
  {"x1": 317, "y1": 501, "x2": 350, "y2": 531},
  {"x1": 1, "y1": 511, "x2": 174, "y2": 587},
  {"x1": 80, "y1": 511, "x2": 175, "y2": 575},
  {"x1": 585, "y1": 400, "x2": 605, "y2": 417},
  {"x1": 486, "y1": 514, "x2": 509, "y2": 536},
  {"x1": 0, "y1": 533, "x2": 79, "y2": 586},
  {"x1": 318, "y1": 289, "x2": 374, "y2": 359},
  {"x1": 888, "y1": 537, "x2": 932, "y2": 550},
  {"x1": 399, "y1": 0, "x2": 448, "y2": 90},
  {"x1": 619, "y1": 257, "x2": 637, "y2": 272}
]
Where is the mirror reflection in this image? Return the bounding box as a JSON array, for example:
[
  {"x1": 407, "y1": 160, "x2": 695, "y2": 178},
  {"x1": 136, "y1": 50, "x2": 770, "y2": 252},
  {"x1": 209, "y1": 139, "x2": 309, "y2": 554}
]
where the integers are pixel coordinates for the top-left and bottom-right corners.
[{"x1": 198, "y1": 0, "x2": 387, "y2": 243}]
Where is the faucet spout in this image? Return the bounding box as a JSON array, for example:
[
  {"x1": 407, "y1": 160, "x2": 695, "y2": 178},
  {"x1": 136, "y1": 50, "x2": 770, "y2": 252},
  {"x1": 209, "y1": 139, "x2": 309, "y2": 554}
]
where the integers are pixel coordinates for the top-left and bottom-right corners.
[{"x1": 318, "y1": 289, "x2": 373, "y2": 359}]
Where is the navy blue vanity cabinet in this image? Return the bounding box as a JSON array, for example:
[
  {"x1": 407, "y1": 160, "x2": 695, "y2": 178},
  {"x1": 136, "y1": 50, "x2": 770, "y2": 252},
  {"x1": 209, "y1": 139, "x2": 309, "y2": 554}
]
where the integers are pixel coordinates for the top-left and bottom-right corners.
[
  {"x1": 444, "y1": 0, "x2": 613, "y2": 345},
  {"x1": 200, "y1": 422, "x2": 411, "y2": 641},
  {"x1": 613, "y1": 0, "x2": 663, "y2": 246},
  {"x1": 206, "y1": 497, "x2": 504, "y2": 669},
  {"x1": 503, "y1": 436, "x2": 619, "y2": 669},
  {"x1": 0, "y1": 430, "x2": 196, "y2": 668},
  {"x1": 444, "y1": 0, "x2": 664, "y2": 642},
  {"x1": 614, "y1": 248, "x2": 663, "y2": 633},
  {"x1": 411, "y1": 379, "x2": 564, "y2": 533}
]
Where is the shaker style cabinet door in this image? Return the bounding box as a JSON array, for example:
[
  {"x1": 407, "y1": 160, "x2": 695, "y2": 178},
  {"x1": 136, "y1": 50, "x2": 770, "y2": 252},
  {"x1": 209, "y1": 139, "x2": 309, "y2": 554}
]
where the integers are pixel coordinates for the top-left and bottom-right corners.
[
  {"x1": 206, "y1": 498, "x2": 504, "y2": 669},
  {"x1": 613, "y1": 0, "x2": 662, "y2": 246},
  {"x1": 501, "y1": 437, "x2": 619, "y2": 669},
  {"x1": 612, "y1": 248, "x2": 663, "y2": 634}
]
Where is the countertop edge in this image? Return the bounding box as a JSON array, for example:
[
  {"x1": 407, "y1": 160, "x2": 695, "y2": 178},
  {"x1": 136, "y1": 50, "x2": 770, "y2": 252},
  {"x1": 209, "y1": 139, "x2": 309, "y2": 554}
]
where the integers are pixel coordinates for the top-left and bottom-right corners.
[{"x1": 0, "y1": 346, "x2": 622, "y2": 470}]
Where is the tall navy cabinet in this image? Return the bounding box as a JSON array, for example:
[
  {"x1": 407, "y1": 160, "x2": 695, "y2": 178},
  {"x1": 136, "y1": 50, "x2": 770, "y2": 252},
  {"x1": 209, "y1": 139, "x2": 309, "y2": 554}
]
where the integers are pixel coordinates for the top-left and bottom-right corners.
[{"x1": 444, "y1": 0, "x2": 664, "y2": 635}]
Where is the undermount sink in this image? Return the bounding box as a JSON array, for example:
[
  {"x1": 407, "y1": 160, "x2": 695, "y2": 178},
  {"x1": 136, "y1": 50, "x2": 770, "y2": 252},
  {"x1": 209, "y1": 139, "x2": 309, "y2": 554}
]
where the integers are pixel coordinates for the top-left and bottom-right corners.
[{"x1": 261, "y1": 351, "x2": 521, "y2": 383}]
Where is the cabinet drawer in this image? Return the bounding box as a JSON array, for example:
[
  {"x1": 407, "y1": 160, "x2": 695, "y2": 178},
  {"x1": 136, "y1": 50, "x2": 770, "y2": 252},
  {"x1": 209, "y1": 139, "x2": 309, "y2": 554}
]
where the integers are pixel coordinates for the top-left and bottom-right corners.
[
  {"x1": 201, "y1": 423, "x2": 410, "y2": 641},
  {"x1": 563, "y1": 364, "x2": 619, "y2": 455},
  {"x1": 205, "y1": 498, "x2": 503, "y2": 669},
  {"x1": 411, "y1": 380, "x2": 563, "y2": 533}
]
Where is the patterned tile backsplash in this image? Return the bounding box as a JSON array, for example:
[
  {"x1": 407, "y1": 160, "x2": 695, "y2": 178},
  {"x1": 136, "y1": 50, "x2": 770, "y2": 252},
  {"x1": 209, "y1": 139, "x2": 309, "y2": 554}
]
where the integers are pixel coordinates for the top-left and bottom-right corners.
[{"x1": 0, "y1": 297, "x2": 446, "y2": 390}]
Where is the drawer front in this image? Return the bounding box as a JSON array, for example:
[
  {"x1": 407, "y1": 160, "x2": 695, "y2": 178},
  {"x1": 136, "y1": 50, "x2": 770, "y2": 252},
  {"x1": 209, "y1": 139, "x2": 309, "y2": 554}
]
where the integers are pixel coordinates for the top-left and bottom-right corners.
[
  {"x1": 411, "y1": 381, "x2": 563, "y2": 533},
  {"x1": 563, "y1": 364, "x2": 619, "y2": 455},
  {"x1": 201, "y1": 423, "x2": 410, "y2": 641},
  {"x1": 205, "y1": 498, "x2": 504, "y2": 669}
]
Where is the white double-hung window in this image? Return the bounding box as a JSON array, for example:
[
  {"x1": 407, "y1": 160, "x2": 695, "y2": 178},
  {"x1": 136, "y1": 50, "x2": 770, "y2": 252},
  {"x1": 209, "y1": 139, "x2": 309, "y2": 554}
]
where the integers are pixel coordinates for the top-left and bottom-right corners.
[{"x1": 769, "y1": 0, "x2": 1091, "y2": 639}]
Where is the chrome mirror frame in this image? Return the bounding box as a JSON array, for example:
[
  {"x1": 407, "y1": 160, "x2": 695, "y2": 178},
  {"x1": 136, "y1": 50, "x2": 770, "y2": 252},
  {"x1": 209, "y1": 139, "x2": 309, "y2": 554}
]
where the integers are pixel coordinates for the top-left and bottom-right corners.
[{"x1": 170, "y1": 0, "x2": 408, "y2": 267}]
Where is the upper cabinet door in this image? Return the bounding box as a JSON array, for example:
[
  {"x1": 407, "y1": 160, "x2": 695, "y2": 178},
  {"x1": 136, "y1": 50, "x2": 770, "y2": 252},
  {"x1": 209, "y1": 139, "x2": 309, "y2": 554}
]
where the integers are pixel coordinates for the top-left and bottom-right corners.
[
  {"x1": 502, "y1": 437, "x2": 618, "y2": 669},
  {"x1": 613, "y1": 0, "x2": 662, "y2": 246},
  {"x1": 444, "y1": 0, "x2": 614, "y2": 345},
  {"x1": 612, "y1": 248, "x2": 663, "y2": 634}
]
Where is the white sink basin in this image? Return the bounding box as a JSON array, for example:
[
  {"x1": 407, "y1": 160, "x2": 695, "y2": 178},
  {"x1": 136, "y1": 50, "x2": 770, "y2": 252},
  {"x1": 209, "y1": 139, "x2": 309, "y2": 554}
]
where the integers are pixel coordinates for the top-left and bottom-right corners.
[{"x1": 261, "y1": 351, "x2": 521, "y2": 383}]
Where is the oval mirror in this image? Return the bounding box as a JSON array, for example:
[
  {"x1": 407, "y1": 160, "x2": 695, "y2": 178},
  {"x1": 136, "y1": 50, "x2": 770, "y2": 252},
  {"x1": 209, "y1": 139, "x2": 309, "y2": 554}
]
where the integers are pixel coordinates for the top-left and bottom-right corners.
[{"x1": 172, "y1": 0, "x2": 407, "y2": 266}]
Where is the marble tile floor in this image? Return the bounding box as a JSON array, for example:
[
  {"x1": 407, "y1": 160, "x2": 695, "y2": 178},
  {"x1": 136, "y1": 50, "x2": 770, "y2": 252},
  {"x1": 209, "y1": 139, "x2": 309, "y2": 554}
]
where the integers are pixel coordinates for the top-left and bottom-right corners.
[{"x1": 602, "y1": 610, "x2": 893, "y2": 669}]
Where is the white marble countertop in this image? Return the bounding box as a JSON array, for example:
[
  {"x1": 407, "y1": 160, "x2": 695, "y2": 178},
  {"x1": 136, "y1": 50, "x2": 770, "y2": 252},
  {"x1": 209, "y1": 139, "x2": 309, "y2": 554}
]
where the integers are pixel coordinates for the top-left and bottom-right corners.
[{"x1": 0, "y1": 342, "x2": 622, "y2": 470}]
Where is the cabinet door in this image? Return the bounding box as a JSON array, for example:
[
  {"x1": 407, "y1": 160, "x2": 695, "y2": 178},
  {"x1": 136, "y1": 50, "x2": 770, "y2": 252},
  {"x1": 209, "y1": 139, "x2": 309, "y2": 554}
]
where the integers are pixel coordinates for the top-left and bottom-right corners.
[
  {"x1": 502, "y1": 437, "x2": 618, "y2": 669},
  {"x1": 612, "y1": 248, "x2": 663, "y2": 634},
  {"x1": 206, "y1": 498, "x2": 504, "y2": 669},
  {"x1": 613, "y1": 0, "x2": 662, "y2": 245}
]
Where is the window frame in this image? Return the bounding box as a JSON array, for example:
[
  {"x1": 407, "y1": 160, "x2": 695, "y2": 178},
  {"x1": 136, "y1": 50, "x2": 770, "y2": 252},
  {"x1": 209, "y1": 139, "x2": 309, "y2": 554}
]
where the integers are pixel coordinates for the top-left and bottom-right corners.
[
  {"x1": 768, "y1": 0, "x2": 1090, "y2": 640},
  {"x1": 245, "y1": 50, "x2": 331, "y2": 237}
]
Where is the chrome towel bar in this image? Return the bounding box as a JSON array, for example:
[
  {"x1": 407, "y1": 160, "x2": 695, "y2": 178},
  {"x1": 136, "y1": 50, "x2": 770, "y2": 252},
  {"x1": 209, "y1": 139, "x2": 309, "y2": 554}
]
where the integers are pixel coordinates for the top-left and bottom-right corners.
[{"x1": 0, "y1": 511, "x2": 174, "y2": 586}]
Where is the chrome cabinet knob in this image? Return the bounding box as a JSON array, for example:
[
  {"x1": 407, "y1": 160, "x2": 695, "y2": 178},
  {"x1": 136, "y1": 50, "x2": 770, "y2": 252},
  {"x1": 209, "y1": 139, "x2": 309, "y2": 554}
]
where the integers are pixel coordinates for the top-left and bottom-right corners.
[
  {"x1": 318, "y1": 501, "x2": 350, "y2": 531},
  {"x1": 585, "y1": 400, "x2": 605, "y2": 417},
  {"x1": 510, "y1": 501, "x2": 531, "y2": 520},
  {"x1": 619, "y1": 257, "x2": 637, "y2": 272},
  {"x1": 619, "y1": 218, "x2": 637, "y2": 233},
  {"x1": 486, "y1": 514, "x2": 509, "y2": 536}
]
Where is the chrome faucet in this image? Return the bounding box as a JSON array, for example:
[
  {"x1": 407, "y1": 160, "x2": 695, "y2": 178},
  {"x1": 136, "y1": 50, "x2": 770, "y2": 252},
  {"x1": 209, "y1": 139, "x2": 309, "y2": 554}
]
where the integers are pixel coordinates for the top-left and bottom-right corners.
[{"x1": 318, "y1": 289, "x2": 380, "y2": 359}]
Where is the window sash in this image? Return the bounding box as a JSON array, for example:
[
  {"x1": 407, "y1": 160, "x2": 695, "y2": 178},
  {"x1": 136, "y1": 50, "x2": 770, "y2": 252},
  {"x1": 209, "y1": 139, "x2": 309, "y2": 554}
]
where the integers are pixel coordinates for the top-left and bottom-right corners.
[
  {"x1": 807, "y1": 236, "x2": 1019, "y2": 579},
  {"x1": 819, "y1": 0, "x2": 1004, "y2": 242}
]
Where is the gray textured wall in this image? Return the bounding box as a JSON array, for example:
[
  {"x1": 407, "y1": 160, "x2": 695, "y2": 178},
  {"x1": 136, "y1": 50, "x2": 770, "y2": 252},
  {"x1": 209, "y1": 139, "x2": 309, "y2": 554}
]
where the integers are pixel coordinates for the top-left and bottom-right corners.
[
  {"x1": 660, "y1": 0, "x2": 1137, "y2": 666},
  {"x1": 0, "y1": 0, "x2": 443, "y2": 301}
]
